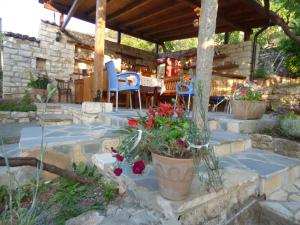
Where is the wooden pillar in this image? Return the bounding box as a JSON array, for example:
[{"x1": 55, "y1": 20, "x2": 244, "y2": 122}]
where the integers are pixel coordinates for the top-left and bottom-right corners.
[
  {"x1": 224, "y1": 32, "x2": 230, "y2": 44},
  {"x1": 193, "y1": 0, "x2": 218, "y2": 128},
  {"x1": 155, "y1": 43, "x2": 159, "y2": 54},
  {"x1": 244, "y1": 31, "x2": 251, "y2": 41},
  {"x1": 93, "y1": 0, "x2": 107, "y2": 100},
  {"x1": 117, "y1": 31, "x2": 121, "y2": 44}
]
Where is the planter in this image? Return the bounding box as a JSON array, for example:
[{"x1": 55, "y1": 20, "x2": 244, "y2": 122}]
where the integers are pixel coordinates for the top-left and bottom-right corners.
[
  {"x1": 151, "y1": 152, "x2": 195, "y2": 201},
  {"x1": 31, "y1": 88, "x2": 47, "y2": 102},
  {"x1": 232, "y1": 100, "x2": 266, "y2": 120}
]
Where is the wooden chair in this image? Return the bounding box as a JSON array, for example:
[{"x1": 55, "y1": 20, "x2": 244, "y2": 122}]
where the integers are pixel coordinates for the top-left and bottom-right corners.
[{"x1": 56, "y1": 78, "x2": 72, "y2": 103}]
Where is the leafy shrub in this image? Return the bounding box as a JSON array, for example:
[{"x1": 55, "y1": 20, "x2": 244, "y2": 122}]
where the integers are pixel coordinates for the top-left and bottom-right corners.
[
  {"x1": 27, "y1": 74, "x2": 50, "y2": 90},
  {"x1": 280, "y1": 117, "x2": 300, "y2": 138},
  {"x1": 255, "y1": 68, "x2": 270, "y2": 79}
]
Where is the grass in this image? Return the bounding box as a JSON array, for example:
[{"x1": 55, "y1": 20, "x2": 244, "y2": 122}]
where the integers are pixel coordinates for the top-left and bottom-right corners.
[{"x1": 0, "y1": 162, "x2": 118, "y2": 225}]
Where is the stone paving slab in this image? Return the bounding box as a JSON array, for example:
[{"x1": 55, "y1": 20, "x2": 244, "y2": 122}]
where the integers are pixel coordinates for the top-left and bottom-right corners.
[
  {"x1": 19, "y1": 123, "x2": 120, "y2": 151},
  {"x1": 93, "y1": 149, "x2": 300, "y2": 220},
  {"x1": 260, "y1": 179, "x2": 300, "y2": 224},
  {"x1": 208, "y1": 112, "x2": 277, "y2": 133}
]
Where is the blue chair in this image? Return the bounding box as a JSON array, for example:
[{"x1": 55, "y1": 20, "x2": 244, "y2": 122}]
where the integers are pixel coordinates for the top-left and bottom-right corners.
[
  {"x1": 175, "y1": 77, "x2": 195, "y2": 112},
  {"x1": 105, "y1": 61, "x2": 142, "y2": 112}
]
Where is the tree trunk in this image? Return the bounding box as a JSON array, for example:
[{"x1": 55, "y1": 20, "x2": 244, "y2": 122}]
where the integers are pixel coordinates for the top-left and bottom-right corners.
[
  {"x1": 0, "y1": 157, "x2": 93, "y2": 184},
  {"x1": 192, "y1": 0, "x2": 219, "y2": 129}
]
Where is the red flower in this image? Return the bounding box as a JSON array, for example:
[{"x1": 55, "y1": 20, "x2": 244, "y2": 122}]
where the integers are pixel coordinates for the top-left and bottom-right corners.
[
  {"x1": 149, "y1": 106, "x2": 155, "y2": 117},
  {"x1": 128, "y1": 118, "x2": 138, "y2": 128},
  {"x1": 146, "y1": 114, "x2": 154, "y2": 129},
  {"x1": 178, "y1": 139, "x2": 186, "y2": 147},
  {"x1": 111, "y1": 147, "x2": 117, "y2": 153},
  {"x1": 113, "y1": 168, "x2": 123, "y2": 176},
  {"x1": 115, "y1": 154, "x2": 124, "y2": 162},
  {"x1": 158, "y1": 102, "x2": 174, "y2": 117},
  {"x1": 241, "y1": 89, "x2": 247, "y2": 96},
  {"x1": 132, "y1": 160, "x2": 145, "y2": 175}
]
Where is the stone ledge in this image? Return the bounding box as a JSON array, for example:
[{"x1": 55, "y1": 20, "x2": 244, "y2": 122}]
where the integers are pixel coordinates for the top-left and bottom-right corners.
[{"x1": 82, "y1": 102, "x2": 113, "y2": 114}]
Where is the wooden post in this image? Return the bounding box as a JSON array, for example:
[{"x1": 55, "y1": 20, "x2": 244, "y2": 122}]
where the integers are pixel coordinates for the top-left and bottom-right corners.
[
  {"x1": 193, "y1": 0, "x2": 218, "y2": 128},
  {"x1": 224, "y1": 32, "x2": 230, "y2": 44},
  {"x1": 155, "y1": 43, "x2": 159, "y2": 54},
  {"x1": 93, "y1": 0, "x2": 107, "y2": 100},
  {"x1": 117, "y1": 31, "x2": 121, "y2": 44},
  {"x1": 244, "y1": 31, "x2": 251, "y2": 41}
]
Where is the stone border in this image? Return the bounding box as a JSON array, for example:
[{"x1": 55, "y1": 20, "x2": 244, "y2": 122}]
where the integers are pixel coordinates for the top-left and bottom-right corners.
[
  {"x1": 250, "y1": 133, "x2": 300, "y2": 159},
  {"x1": 0, "y1": 111, "x2": 37, "y2": 124}
]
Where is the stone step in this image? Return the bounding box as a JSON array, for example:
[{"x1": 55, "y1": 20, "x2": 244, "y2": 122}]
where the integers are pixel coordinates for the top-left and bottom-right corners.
[
  {"x1": 208, "y1": 112, "x2": 276, "y2": 133},
  {"x1": 222, "y1": 149, "x2": 300, "y2": 195},
  {"x1": 92, "y1": 149, "x2": 300, "y2": 223},
  {"x1": 38, "y1": 114, "x2": 73, "y2": 126},
  {"x1": 259, "y1": 178, "x2": 300, "y2": 224},
  {"x1": 210, "y1": 130, "x2": 251, "y2": 156}
]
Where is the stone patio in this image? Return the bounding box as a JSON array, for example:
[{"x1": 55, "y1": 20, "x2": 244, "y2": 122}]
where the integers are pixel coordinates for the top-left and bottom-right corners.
[{"x1": 1, "y1": 103, "x2": 299, "y2": 224}]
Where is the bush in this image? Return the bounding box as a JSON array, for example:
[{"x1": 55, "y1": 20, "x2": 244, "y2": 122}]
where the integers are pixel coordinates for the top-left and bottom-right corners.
[
  {"x1": 0, "y1": 93, "x2": 36, "y2": 112},
  {"x1": 27, "y1": 74, "x2": 50, "y2": 90},
  {"x1": 254, "y1": 68, "x2": 270, "y2": 79},
  {"x1": 280, "y1": 118, "x2": 300, "y2": 138}
]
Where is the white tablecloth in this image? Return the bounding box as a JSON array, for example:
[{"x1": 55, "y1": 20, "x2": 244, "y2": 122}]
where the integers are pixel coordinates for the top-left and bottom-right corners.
[{"x1": 125, "y1": 75, "x2": 165, "y2": 94}]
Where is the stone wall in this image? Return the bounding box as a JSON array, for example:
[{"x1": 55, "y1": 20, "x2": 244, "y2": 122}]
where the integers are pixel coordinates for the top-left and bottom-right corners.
[
  {"x1": 1, "y1": 21, "x2": 157, "y2": 100},
  {"x1": 161, "y1": 41, "x2": 255, "y2": 79},
  {"x1": 0, "y1": 111, "x2": 36, "y2": 124},
  {"x1": 250, "y1": 133, "x2": 300, "y2": 159}
]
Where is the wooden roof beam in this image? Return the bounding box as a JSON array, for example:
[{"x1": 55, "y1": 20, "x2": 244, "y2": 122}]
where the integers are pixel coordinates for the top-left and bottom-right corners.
[
  {"x1": 133, "y1": 11, "x2": 192, "y2": 32},
  {"x1": 107, "y1": 0, "x2": 150, "y2": 23},
  {"x1": 125, "y1": 0, "x2": 180, "y2": 27},
  {"x1": 61, "y1": 0, "x2": 83, "y2": 30}
]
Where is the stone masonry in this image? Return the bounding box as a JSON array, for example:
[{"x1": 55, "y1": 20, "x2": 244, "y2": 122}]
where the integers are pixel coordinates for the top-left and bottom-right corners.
[{"x1": 1, "y1": 21, "x2": 157, "y2": 100}]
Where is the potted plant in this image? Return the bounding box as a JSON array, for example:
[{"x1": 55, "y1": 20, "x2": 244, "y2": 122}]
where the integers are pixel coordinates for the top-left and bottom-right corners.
[
  {"x1": 232, "y1": 82, "x2": 266, "y2": 120},
  {"x1": 27, "y1": 73, "x2": 50, "y2": 102},
  {"x1": 111, "y1": 99, "x2": 222, "y2": 201}
]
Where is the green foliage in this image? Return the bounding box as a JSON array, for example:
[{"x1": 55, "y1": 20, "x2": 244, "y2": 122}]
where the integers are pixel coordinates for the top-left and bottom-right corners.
[
  {"x1": 280, "y1": 27, "x2": 300, "y2": 75},
  {"x1": 100, "y1": 181, "x2": 117, "y2": 203},
  {"x1": 21, "y1": 89, "x2": 34, "y2": 105},
  {"x1": 120, "y1": 34, "x2": 155, "y2": 52},
  {"x1": 0, "y1": 97, "x2": 37, "y2": 112},
  {"x1": 165, "y1": 38, "x2": 198, "y2": 52},
  {"x1": 254, "y1": 68, "x2": 271, "y2": 79},
  {"x1": 27, "y1": 74, "x2": 49, "y2": 90}
]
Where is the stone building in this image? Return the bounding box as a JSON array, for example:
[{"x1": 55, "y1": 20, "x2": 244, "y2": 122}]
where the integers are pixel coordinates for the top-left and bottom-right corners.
[{"x1": 0, "y1": 20, "x2": 255, "y2": 101}]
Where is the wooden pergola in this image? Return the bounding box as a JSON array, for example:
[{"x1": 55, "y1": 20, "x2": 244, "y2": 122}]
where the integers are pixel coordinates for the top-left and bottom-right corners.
[{"x1": 39, "y1": 0, "x2": 271, "y2": 98}]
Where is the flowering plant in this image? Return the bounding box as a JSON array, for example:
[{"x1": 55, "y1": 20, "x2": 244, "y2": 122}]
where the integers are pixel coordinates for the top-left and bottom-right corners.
[
  {"x1": 111, "y1": 102, "x2": 207, "y2": 177},
  {"x1": 234, "y1": 81, "x2": 262, "y2": 101}
]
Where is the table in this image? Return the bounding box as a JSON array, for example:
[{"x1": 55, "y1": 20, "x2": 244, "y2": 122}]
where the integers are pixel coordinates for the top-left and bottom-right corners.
[{"x1": 125, "y1": 75, "x2": 164, "y2": 107}]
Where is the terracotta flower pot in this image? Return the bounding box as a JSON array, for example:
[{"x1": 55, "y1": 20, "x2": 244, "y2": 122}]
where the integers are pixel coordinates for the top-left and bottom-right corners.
[
  {"x1": 232, "y1": 100, "x2": 266, "y2": 120},
  {"x1": 151, "y1": 152, "x2": 195, "y2": 201}
]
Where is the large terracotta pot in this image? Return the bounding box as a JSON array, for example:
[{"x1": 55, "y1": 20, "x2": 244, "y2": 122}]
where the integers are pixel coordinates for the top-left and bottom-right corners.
[
  {"x1": 232, "y1": 100, "x2": 266, "y2": 120},
  {"x1": 151, "y1": 152, "x2": 195, "y2": 201}
]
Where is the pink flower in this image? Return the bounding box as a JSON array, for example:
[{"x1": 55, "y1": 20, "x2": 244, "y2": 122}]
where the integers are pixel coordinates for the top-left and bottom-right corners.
[
  {"x1": 241, "y1": 89, "x2": 247, "y2": 96},
  {"x1": 111, "y1": 147, "x2": 117, "y2": 153},
  {"x1": 113, "y1": 168, "x2": 123, "y2": 176},
  {"x1": 115, "y1": 154, "x2": 124, "y2": 162},
  {"x1": 128, "y1": 118, "x2": 138, "y2": 128},
  {"x1": 132, "y1": 160, "x2": 145, "y2": 175}
]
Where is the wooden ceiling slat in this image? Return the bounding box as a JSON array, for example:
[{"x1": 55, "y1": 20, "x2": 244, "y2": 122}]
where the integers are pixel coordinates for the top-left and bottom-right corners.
[
  {"x1": 107, "y1": 0, "x2": 151, "y2": 23},
  {"x1": 42, "y1": 0, "x2": 271, "y2": 42},
  {"x1": 133, "y1": 11, "x2": 193, "y2": 33},
  {"x1": 125, "y1": 0, "x2": 180, "y2": 27}
]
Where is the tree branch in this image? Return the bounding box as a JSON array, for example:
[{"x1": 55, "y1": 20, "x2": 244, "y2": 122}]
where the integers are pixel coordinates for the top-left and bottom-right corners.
[
  {"x1": 0, "y1": 157, "x2": 94, "y2": 184},
  {"x1": 269, "y1": 10, "x2": 300, "y2": 45}
]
